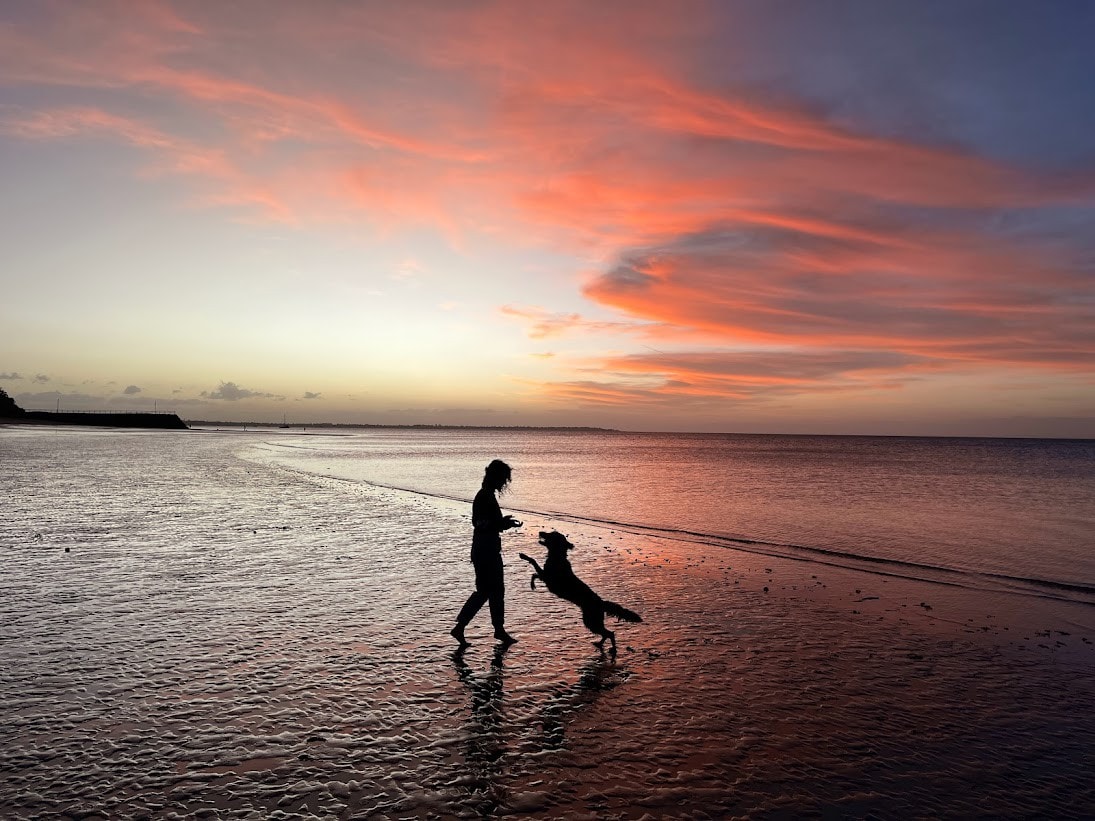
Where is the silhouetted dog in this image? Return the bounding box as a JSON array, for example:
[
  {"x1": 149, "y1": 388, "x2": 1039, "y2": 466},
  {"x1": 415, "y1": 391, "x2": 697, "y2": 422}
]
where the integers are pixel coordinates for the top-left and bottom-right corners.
[{"x1": 519, "y1": 531, "x2": 641, "y2": 650}]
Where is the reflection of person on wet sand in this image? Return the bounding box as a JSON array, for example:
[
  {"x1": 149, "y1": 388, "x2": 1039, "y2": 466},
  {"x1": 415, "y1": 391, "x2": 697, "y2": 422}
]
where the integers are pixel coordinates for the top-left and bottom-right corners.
[
  {"x1": 453, "y1": 644, "x2": 508, "y2": 727},
  {"x1": 452, "y1": 460, "x2": 521, "y2": 646},
  {"x1": 451, "y1": 644, "x2": 511, "y2": 814}
]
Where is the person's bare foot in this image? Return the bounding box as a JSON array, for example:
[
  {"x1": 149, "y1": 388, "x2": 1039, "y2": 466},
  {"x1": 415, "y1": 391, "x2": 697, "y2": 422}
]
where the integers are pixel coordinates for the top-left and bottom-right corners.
[
  {"x1": 494, "y1": 630, "x2": 517, "y2": 645},
  {"x1": 450, "y1": 625, "x2": 469, "y2": 646}
]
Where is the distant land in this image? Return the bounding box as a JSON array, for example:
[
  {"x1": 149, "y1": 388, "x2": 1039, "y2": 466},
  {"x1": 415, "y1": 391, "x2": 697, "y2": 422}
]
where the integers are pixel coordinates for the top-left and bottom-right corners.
[
  {"x1": 179, "y1": 423, "x2": 1094, "y2": 441},
  {"x1": 0, "y1": 389, "x2": 188, "y2": 429},
  {"x1": 15, "y1": 411, "x2": 188, "y2": 430},
  {"x1": 185, "y1": 420, "x2": 620, "y2": 432}
]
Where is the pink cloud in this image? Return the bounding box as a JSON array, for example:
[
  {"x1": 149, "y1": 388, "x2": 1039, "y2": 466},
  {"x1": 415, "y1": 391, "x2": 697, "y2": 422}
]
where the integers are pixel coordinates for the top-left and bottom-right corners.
[
  {"x1": 3, "y1": 1, "x2": 1093, "y2": 408},
  {"x1": 529, "y1": 348, "x2": 936, "y2": 409},
  {"x1": 499, "y1": 305, "x2": 647, "y2": 339},
  {"x1": 2, "y1": 106, "x2": 293, "y2": 221},
  {"x1": 582, "y1": 225, "x2": 1095, "y2": 369}
]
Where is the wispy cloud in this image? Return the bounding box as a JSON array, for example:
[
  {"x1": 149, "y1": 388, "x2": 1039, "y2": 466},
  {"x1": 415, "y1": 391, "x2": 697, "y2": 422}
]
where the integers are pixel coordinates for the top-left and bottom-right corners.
[
  {"x1": 1, "y1": 106, "x2": 294, "y2": 221},
  {"x1": 582, "y1": 226, "x2": 1095, "y2": 366},
  {"x1": 499, "y1": 305, "x2": 647, "y2": 339},
  {"x1": 533, "y1": 349, "x2": 930, "y2": 406},
  {"x1": 3, "y1": 2, "x2": 1093, "y2": 416}
]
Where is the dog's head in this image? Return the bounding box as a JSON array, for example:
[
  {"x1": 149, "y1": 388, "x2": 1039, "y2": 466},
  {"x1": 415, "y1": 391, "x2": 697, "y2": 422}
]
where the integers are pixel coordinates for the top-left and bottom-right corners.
[{"x1": 538, "y1": 530, "x2": 574, "y2": 557}]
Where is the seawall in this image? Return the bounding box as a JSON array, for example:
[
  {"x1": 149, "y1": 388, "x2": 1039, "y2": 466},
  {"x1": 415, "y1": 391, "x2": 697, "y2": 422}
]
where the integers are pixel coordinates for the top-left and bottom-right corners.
[{"x1": 21, "y1": 412, "x2": 189, "y2": 430}]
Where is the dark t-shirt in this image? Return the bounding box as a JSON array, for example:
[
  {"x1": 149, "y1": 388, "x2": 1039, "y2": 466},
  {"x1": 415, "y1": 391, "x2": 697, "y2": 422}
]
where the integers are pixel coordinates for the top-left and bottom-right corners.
[{"x1": 471, "y1": 486, "x2": 504, "y2": 557}]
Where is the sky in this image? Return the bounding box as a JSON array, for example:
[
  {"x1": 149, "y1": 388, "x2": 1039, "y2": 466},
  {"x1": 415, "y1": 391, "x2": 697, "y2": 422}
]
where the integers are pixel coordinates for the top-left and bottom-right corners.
[{"x1": 2, "y1": 0, "x2": 1093, "y2": 436}]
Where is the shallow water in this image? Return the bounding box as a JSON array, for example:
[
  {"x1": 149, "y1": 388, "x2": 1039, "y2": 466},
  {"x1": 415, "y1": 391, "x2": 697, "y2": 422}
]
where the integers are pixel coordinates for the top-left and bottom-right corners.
[
  {"x1": 2, "y1": 426, "x2": 1093, "y2": 818},
  {"x1": 256, "y1": 428, "x2": 1095, "y2": 601}
]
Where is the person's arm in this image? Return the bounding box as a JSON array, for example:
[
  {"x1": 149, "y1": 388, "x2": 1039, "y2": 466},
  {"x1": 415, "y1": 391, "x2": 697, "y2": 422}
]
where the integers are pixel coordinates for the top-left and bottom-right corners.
[
  {"x1": 474, "y1": 489, "x2": 521, "y2": 531},
  {"x1": 493, "y1": 495, "x2": 523, "y2": 530}
]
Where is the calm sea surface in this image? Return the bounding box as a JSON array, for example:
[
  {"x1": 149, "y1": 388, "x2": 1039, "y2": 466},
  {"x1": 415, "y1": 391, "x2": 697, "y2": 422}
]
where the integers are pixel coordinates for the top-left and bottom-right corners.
[
  {"x1": 255, "y1": 428, "x2": 1095, "y2": 602},
  {"x1": 4, "y1": 425, "x2": 1094, "y2": 817}
]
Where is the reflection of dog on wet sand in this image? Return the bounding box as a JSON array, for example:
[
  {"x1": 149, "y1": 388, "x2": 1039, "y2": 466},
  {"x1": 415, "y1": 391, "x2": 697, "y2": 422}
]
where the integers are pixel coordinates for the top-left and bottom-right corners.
[{"x1": 519, "y1": 531, "x2": 642, "y2": 650}]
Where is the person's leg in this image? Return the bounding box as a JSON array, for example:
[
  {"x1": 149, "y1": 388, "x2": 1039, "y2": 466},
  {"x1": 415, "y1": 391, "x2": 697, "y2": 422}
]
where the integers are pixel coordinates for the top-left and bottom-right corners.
[
  {"x1": 487, "y1": 585, "x2": 505, "y2": 633},
  {"x1": 452, "y1": 550, "x2": 498, "y2": 644},
  {"x1": 455, "y1": 590, "x2": 487, "y2": 628},
  {"x1": 480, "y1": 554, "x2": 515, "y2": 643},
  {"x1": 453, "y1": 573, "x2": 489, "y2": 644}
]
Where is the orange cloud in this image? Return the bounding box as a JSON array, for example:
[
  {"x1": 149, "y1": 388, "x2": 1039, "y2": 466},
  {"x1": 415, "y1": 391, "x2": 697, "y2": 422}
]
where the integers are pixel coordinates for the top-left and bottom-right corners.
[
  {"x1": 7, "y1": 2, "x2": 1091, "y2": 241},
  {"x1": 2, "y1": 106, "x2": 294, "y2": 221},
  {"x1": 582, "y1": 225, "x2": 1095, "y2": 369},
  {"x1": 3, "y1": 1, "x2": 1093, "y2": 410},
  {"x1": 499, "y1": 305, "x2": 647, "y2": 339},
  {"x1": 530, "y1": 348, "x2": 935, "y2": 408}
]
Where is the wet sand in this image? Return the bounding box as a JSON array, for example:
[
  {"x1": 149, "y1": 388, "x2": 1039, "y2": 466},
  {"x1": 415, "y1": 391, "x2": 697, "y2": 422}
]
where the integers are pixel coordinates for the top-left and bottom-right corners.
[{"x1": 2, "y1": 432, "x2": 1093, "y2": 818}]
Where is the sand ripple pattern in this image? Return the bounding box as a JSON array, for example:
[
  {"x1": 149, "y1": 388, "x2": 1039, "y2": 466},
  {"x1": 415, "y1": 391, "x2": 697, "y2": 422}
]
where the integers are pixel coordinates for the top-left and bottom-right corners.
[{"x1": 1, "y1": 428, "x2": 1093, "y2": 818}]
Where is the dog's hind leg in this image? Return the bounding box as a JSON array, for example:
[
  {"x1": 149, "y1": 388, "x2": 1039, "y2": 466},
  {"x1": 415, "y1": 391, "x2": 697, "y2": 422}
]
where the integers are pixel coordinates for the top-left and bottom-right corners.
[
  {"x1": 593, "y1": 628, "x2": 615, "y2": 651},
  {"x1": 583, "y1": 606, "x2": 614, "y2": 649}
]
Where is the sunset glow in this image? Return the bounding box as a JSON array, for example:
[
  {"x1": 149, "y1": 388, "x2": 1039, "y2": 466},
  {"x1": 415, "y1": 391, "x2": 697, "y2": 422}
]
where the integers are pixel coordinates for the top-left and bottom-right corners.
[{"x1": 3, "y1": 1, "x2": 1093, "y2": 435}]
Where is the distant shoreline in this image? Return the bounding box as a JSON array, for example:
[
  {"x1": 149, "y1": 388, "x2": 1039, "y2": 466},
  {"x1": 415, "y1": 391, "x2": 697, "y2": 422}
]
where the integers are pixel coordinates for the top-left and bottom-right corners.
[
  {"x1": 2, "y1": 417, "x2": 1090, "y2": 442},
  {"x1": 184, "y1": 420, "x2": 621, "y2": 433},
  {"x1": 182, "y1": 422, "x2": 1092, "y2": 442},
  {"x1": 2, "y1": 411, "x2": 188, "y2": 430}
]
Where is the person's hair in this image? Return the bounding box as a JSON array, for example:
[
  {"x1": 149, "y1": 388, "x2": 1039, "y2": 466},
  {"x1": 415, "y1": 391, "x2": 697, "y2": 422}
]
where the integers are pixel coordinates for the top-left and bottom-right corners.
[{"x1": 483, "y1": 459, "x2": 512, "y2": 492}]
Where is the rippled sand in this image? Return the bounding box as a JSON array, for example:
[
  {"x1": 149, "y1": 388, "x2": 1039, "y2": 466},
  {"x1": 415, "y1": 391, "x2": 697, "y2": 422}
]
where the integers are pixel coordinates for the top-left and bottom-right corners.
[{"x1": 2, "y1": 428, "x2": 1093, "y2": 818}]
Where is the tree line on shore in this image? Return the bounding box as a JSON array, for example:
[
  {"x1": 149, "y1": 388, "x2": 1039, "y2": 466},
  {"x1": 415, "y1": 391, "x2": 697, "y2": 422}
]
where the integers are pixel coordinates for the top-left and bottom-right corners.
[{"x1": 0, "y1": 388, "x2": 25, "y2": 418}]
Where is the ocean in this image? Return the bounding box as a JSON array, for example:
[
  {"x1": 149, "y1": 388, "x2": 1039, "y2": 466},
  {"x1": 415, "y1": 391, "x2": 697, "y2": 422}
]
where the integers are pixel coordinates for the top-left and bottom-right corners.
[
  {"x1": 2, "y1": 424, "x2": 1093, "y2": 818},
  {"x1": 253, "y1": 428, "x2": 1095, "y2": 603}
]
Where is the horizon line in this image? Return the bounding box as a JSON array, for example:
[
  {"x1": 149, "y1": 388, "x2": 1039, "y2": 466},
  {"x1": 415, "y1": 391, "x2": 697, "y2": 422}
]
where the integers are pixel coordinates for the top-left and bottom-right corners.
[{"x1": 182, "y1": 419, "x2": 1093, "y2": 442}]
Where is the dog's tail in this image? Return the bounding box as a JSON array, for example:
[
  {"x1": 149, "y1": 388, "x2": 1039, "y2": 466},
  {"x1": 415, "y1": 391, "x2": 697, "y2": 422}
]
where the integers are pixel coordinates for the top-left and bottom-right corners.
[{"x1": 603, "y1": 600, "x2": 642, "y2": 623}]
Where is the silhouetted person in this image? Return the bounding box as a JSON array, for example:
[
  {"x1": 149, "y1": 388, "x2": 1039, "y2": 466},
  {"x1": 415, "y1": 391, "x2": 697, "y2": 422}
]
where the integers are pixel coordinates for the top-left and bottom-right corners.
[{"x1": 452, "y1": 460, "x2": 521, "y2": 645}]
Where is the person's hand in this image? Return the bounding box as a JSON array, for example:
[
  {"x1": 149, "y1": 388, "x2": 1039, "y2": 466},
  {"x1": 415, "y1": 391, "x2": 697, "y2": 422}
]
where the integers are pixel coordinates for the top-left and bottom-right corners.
[{"x1": 503, "y1": 515, "x2": 523, "y2": 530}]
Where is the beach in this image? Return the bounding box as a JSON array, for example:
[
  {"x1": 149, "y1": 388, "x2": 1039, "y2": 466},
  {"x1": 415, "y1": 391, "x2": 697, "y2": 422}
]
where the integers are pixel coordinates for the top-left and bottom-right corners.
[{"x1": 2, "y1": 426, "x2": 1093, "y2": 818}]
